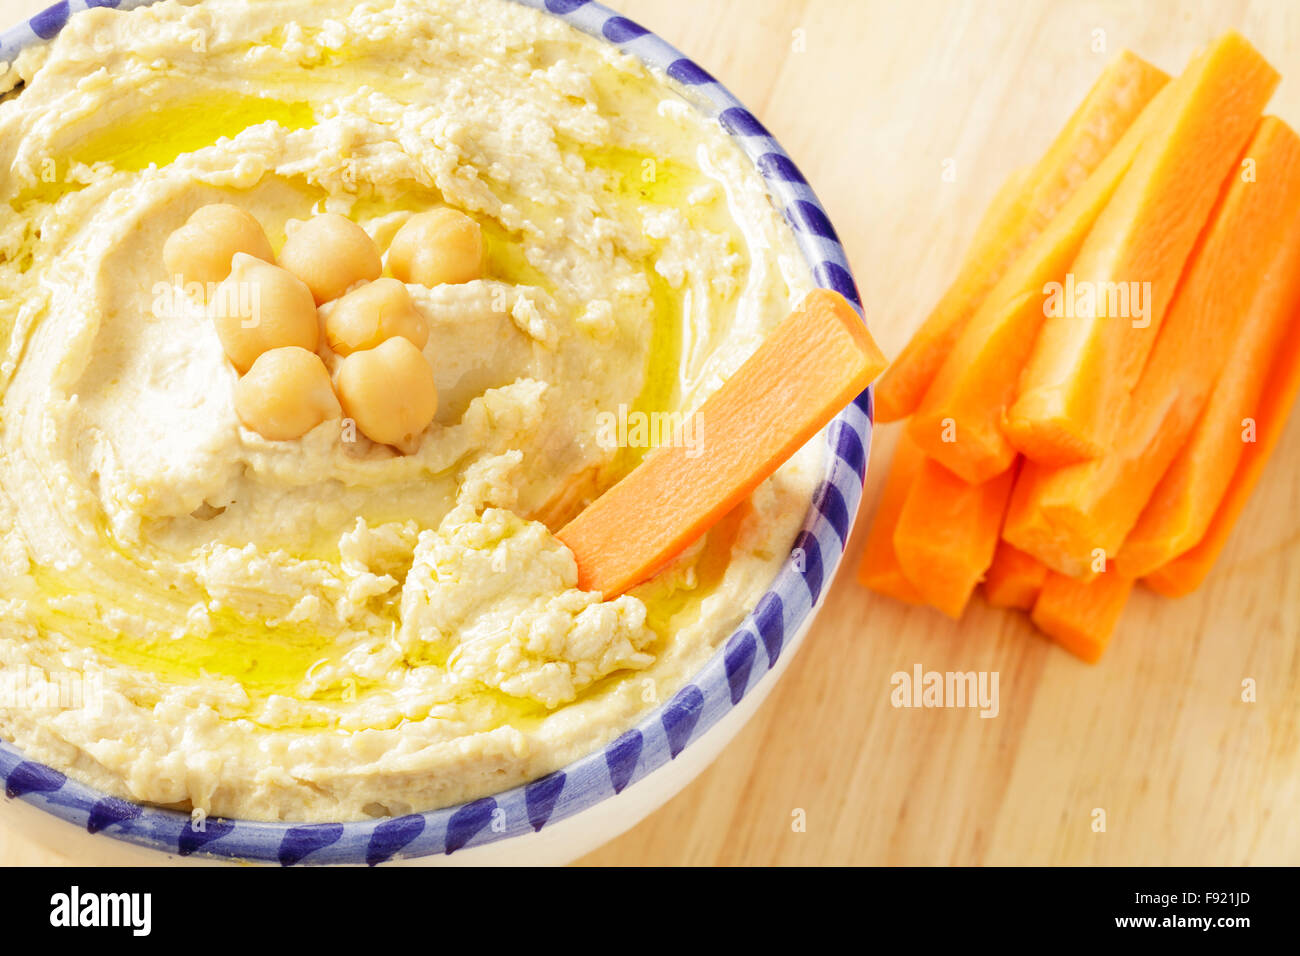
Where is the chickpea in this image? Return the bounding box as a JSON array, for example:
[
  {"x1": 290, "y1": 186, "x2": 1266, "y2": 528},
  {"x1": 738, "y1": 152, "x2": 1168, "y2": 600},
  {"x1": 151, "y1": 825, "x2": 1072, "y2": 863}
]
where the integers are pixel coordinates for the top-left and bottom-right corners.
[
  {"x1": 211, "y1": 253, "x2": 319, "y2": 373},
  {"x1": 335, "y1": 337, "x2": 437, "y2": 452},
  {"x1": 234, "y1": 347, "x2": 341, "y2": 441},
  {"x1": 324, "y1": 277, "x2": 429, "y2": 356},
  {"x1": 387, "y1": 208, "x2": 484, "y2": 288},
  {"x1": 163, "y1": 203, "x2": 274, "y2": 286},
  {"x1": 278, "y1": 213, "x2": 382, "y2": 304}
]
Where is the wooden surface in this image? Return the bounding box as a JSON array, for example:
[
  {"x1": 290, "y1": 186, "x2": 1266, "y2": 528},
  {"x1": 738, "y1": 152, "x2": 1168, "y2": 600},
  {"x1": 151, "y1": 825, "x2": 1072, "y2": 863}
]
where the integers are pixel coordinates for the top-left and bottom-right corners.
[{"x1": 3, "y1": 0, "x2": 1300, "y2": 866}]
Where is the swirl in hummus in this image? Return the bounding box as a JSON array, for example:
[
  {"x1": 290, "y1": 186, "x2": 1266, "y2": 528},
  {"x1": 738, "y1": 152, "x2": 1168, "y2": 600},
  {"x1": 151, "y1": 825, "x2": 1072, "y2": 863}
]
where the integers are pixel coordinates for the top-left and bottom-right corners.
[{"x1": 0, "y1": 0, "x2": 820, "y2": 820}]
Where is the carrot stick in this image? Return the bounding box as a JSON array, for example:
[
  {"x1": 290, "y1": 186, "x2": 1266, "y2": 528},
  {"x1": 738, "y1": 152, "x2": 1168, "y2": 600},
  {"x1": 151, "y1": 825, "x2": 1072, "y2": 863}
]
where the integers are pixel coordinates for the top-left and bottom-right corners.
[
  {"x1": 1143, "y1": 312, "x2": 1300, "y2": 597},
  {"x1": 908, "y1": 78, "x2": 1174, "y2": 484},
  {"x1": 874, "y1": 51, "x2": 1169, "y2": 423},
  {"x1": 983, "y1": 540, "x2": 1049, "y2": 610},
  {"x1": 1117, "y1": 133, "x2": 1300, "y2": 577},
  {"x1": 1031, "y1": 570, "x2": 1134, "y2": 663},
  {"x1": 892, "y1": 458, "x2": 1019, "y2": 619},
  {"x1": 1006, "y1": 32, "x2": 1280, "y2": 466},
  {"x1": 1003, "y1": 117, "x2": 1300, "y2": 578},
  {"x1": 856, "y1": 434, "x2": 926, "y2": 605},
  {"x1": 966, "y1": 166, "x2": 1031, "y2": 252},
  {"x1": 558, "y1": 289, "x2": 887, "y2": 597}
]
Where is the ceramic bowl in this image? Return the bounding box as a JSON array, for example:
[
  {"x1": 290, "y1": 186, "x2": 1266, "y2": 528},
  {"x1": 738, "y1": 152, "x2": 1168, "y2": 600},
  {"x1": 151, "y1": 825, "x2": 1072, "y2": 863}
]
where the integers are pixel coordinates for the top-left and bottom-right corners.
[{"x1": 0, "y1": 0, "x2": 873, "y2": 865}]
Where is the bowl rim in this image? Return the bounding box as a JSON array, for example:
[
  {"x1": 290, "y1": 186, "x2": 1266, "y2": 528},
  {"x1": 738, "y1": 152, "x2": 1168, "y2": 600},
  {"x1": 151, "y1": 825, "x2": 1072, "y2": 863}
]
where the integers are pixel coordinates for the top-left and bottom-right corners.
[{"x1": 0, "y1": 0, "x2": 874, "y2": 865}]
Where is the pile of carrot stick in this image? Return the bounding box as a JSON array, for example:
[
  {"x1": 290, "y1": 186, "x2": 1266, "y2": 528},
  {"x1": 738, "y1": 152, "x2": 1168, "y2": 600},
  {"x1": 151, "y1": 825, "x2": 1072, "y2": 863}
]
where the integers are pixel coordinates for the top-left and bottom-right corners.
[{"x1": 859, "y1": 33, "x2": 1300, "y2": 662}]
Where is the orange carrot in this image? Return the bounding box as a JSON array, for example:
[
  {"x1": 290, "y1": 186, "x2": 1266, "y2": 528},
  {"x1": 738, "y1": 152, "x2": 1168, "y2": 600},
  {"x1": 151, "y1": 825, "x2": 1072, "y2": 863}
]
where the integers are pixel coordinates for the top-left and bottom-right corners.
[
  {"x1": 966, "y1": 166, "x2": 1031, "y2": 252},
  {"x1": 1006, "y1": 32, "x2": 1280, "y2": 466},
  {"x1": 558, "y1": 289, "x2": 887, "y2": 597},
  {"x1": 892, "y1": 458, "x2": 1019, "y2": 619},
  {"x1": 857, "y1": 435, "x2": 926, "y2": 605},
  {"x1": 874, "y1": 51, "x2": 1170, "y2": 422},
  {"x1": 1117, "y1": 134, "x2": 1300, "y2": 577},
  {"x1": 1031, "y1": 570, "x2": 1134, "y2": 662},
  {"x1": 1003, "y1": 117, "x2": 1300, "y2": 578},
  {"x1": 983, "y1": 540, "x2": 1049, "y2": 610},
  {"x1": 1143, "y1": 313, "x2": 1300, "y2": 597},
  {"x1": 908, "y1": 78, "x2": 1174, "y2": 484}
]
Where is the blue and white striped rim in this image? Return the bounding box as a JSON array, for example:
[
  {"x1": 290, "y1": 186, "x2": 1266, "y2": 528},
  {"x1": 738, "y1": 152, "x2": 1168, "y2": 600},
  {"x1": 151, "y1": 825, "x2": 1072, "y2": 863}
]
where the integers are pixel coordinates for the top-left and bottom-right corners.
[{"x1": 0, "y1": 0, "x2": 874, "y2": 864}]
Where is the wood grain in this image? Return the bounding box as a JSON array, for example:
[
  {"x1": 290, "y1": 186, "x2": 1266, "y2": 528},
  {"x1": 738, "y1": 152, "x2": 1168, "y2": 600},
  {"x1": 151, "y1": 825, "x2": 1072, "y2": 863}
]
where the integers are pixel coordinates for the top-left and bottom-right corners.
[{"x1": 1, "y1": 0, "x2": 1297, "y2": 866}]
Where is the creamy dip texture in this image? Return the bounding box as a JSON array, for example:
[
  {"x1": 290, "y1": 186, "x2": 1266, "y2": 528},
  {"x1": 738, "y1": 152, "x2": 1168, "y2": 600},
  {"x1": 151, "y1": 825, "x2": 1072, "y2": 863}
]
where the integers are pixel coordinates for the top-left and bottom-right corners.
[{"x1": 0, "y1": 0, "x2": 819, "y2": 820}]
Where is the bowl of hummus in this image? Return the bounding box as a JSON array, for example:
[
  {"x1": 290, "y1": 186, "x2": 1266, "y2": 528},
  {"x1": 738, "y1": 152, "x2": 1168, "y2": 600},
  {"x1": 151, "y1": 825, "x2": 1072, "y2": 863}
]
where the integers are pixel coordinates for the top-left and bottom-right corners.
[{"x1": 0, "y1": 0, "x2": 871, "y2": 864}]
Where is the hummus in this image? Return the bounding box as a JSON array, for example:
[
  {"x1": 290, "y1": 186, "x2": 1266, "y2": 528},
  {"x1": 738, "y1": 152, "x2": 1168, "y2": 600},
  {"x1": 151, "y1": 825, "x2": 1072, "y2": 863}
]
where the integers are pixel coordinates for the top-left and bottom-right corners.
[{"x1": 0, "y1": 0, "x2": 819, "y2": 821}]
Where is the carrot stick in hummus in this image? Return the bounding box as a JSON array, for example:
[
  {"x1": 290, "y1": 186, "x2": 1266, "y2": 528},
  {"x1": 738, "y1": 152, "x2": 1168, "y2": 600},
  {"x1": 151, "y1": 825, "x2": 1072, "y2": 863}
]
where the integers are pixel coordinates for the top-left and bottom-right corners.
[{"x1": 559, "y1": 289, "x2": 887, "y2": 597}]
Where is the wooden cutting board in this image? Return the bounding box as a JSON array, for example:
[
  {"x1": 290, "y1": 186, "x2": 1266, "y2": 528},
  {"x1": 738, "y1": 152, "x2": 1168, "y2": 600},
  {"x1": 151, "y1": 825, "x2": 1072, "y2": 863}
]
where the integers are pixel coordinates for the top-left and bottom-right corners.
[{"x1": 1, "y1": 0, "x2": 1297, "y2": 866}]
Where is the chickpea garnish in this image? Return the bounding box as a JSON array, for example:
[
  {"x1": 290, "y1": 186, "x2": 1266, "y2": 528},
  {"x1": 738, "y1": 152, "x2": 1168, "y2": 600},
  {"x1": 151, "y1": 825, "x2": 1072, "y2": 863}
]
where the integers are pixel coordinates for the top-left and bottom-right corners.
[
  {"x1": 234, "y1": 346, "x2": 341, "y2": 441},
  {"x1": 278, "y1": 213, "x2": 382, "y2": 304},
  {"x1": 336, "y1": 336, "x2": 438, "y2": 452},
  {"x1": 211, "y1": 253, "x2": 319, "y2": 373},
  {"x1": 163, "y1": 203, "x2": 274, "y2": 286},
  {"x1": 324, "y1": 277, "x2": 429, "y2": 356},
  {"x1": 161, "y1": 205, "x2": 444, "y2": 454},
  {"x1": 387, "y1": 208, "x2": 485, "y2": 288}
]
